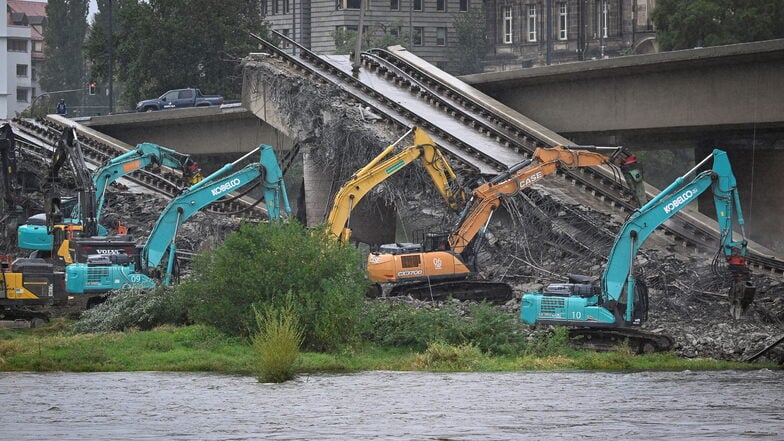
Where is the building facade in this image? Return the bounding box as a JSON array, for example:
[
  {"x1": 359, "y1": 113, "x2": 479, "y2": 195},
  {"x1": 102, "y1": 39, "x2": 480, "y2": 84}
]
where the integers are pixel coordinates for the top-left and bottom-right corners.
[
  {"x1": 263, "y1": 0, "x2": 476, "y2": 70},
  {"x1": 263, "y1": 0, "x2": 658, "y2": 73},
  {"x1": 1, "y1": 0, "x2": 45, "y2": 119},
  {"x1": 484, "y1": 0, "x2": 657, "y2": 70}
]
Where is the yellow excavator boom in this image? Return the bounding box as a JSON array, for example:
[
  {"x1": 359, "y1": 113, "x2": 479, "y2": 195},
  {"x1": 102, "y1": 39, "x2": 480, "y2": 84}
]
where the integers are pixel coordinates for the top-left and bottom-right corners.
[{"x1": 325, "y1": 127, "x2": 465, "y2": 243}]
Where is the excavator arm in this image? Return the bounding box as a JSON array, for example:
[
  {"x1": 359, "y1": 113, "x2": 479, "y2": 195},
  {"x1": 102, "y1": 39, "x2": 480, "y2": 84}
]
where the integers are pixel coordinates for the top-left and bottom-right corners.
[
  {"x1": 600, "y1": 149, "x2": 754, "y2": 321},
  {"x1": 93, "y1": 142, "x2": 203, "y2": 224},
  {"x1": 325, "y1": 127, "x2": 464, "y2": 243},
  {"x1": 46, "y1": 128, "x2": 98, "y2": 237},
  {"x1": 142, "y1": 144, "x2": 289, "y2": 285},
  {"x1": 450, "y1": 146, "x2": 643, "y2": 255}
]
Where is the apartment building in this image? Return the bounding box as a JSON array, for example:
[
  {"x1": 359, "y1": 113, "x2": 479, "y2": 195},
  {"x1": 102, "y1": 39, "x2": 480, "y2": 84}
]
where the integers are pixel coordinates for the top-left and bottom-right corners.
[
  {"x1": 1, "y1": 0, "x2": 45, "y2": 118},
  {"x1": 263, "y1": 0, "x2": 658, "y2": 73}
]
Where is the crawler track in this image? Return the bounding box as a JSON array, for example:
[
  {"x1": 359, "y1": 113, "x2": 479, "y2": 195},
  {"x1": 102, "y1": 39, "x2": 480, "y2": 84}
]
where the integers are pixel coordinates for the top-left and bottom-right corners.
[{"x1": 250, "y1": 32, "x2": 784, "y2": 277}]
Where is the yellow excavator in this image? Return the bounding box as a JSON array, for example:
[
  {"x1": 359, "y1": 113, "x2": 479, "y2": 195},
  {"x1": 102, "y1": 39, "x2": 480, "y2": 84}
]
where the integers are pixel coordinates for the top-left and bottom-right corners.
[
  {"x1": 366, "y1": 145, "x2": 646, "y2": 302},
  {"x1": 325, "y1": 127, "x2": 466, "y2": 243}
]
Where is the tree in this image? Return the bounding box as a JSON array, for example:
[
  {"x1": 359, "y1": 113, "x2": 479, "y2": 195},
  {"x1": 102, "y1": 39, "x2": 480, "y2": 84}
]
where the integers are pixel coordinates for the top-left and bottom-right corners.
[
  {"x1": 41, "y1": 0, "x2": 89, "y2": 91},
  {"x1": 450, "y1": 5, "x2": 487, "y2": 75},
  {"x1": 652, "y1": 0, "x2": 784, "y2": 51},
  {"x1": 333, "y1": 22, "x2": 409, "y2": 55},
  {"x1": 85, "y1": 0, "x2": 269, "y2": 109}
]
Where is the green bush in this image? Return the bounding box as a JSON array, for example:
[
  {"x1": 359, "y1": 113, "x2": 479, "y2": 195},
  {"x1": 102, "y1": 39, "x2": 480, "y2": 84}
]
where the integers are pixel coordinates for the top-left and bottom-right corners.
[
  {"x1": 523, "y1": 326, "x2": 570, "y2": 357},
  {"x1": 359, "y1": 300, "x2": 528, "y2": 355},
  {"x1": 413, "y1": 341, "x2": 482, "y2": 371},
  {"x1": 73, "y1": 285, "x2": 186, "y2": 333},
  {"x1": 179, "y1": 220, "x2": 367, "y2": 351},
  {"x1": 252, "y1": 304, "x2": 303, "y2": 383}
]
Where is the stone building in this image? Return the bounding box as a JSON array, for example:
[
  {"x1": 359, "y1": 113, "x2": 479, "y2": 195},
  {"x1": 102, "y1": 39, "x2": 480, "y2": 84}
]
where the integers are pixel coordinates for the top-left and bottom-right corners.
[
  {"x1": 483, "y1": 0, "x2": 658, "y2": 70},
  {"x1": 263, "y1": 0, "x2": 482, "y2": 71},
  {"x1": 262, "y1": 0, "x2": 659, "y2": 73}
]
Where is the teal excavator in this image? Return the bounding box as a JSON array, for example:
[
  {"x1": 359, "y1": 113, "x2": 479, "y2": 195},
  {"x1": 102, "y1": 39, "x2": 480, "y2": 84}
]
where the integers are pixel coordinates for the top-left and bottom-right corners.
[
  {"x1": 521, "y1": 149, "x2": 756, "y2": 352},
  {"x1": 65, "y1": 144, "x2": 290, "y2": 295},
  {"x1": 17, "y1": 140, "x2": 202, "y2": 259}
]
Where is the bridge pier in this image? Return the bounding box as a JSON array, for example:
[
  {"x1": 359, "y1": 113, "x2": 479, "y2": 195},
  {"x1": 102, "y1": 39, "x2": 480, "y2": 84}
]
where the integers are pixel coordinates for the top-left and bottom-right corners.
[{"x1": 242, "y1": 57, "x2": 397, "y2": 244}]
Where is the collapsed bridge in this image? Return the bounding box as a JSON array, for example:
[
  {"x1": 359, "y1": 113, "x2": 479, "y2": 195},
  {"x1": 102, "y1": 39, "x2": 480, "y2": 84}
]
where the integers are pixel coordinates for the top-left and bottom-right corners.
[{"x1": 242, "y1": 32, "x2": 783, "y2": 277}]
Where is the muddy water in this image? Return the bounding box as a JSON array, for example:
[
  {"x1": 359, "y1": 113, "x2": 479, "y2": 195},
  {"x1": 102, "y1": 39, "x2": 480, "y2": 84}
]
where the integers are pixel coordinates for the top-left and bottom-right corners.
[{"x1": 2, "y1": 370, "x2": 782, "y2": 440}]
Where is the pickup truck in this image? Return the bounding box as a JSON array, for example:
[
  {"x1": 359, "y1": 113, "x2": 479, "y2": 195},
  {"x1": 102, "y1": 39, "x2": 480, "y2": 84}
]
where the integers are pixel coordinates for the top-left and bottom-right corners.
[{"x1": 135, "y1": 88, "x2": 224, "y2": 112}]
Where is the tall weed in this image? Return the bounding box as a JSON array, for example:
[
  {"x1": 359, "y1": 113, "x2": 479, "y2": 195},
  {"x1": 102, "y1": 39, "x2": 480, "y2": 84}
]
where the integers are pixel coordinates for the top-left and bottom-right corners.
[{"x1": 252, "y1": 304, "x2": 304, "y2": 383}]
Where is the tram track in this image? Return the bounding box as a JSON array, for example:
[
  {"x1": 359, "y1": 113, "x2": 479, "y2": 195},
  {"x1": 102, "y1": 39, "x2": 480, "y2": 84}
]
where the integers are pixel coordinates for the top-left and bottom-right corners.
[
  {"x1": 250, "y1": 32, "x2": 783, "y2": 276},
  {"x1": 10, "y1": 117, "x2": 267, "y2": 217}
]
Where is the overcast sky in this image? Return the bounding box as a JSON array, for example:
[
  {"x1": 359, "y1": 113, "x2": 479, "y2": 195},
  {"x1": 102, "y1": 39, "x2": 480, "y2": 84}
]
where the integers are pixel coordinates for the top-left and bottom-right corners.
[{"x1": 89, "y1": 0, "x2": 98, "y2": 22}]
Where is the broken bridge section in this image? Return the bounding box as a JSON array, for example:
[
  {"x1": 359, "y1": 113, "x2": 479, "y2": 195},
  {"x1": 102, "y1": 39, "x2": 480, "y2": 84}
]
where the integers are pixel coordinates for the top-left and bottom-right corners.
[{"x1": 241, "y1": 55, "x2": 399, "y2": 244}]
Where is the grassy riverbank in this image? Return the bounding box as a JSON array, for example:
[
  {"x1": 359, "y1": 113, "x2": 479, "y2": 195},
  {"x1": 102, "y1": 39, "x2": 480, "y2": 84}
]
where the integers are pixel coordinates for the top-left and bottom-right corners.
[{"x1": 0, "y1": 321, "x2": 773, "y2": 374}]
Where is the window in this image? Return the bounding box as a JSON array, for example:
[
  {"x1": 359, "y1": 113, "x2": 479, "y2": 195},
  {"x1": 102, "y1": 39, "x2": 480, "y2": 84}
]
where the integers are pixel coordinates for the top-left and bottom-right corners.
[
  {"x1": 558, "y1": 2, "x2": 567, "y2": 40},
  {"x1": 390, "y1": 0, "x2": 399, "y2": 10},
  {"x1": 178, "y1": 89, "x2": 194, "y2": 99},
  {"x1": 162, "y1": 90, "x2": 179, "y2": 101},
  {"x1": 459, "y1": 0, "x2": 468, "y2": 12},
  {"x1": 283, "y1": 0, "x2": 290, "y2": 13},
  {"x1": 436, "y1": 0, "x2": 445, "y2": 11},
  {"x1": 31, "y1": 66, "x2": 37, "y2": 81},
  {"x1": 16, "y1": 64, "x2": 28, "y2": 77},
  {"x1": 261, "y1": 0, "x2": 267, "y2": 15},
  {"x1": 413, "y1": 0, "x2": 422, "y2": 11},
  {"x1": 272, "y1": 0, "x2": 278, "y2": 14},
  {"x1": 599, "y1": 0, "x2": 608, "y2": 38},
  {"x1": 503, "y1": 6, "x2": 513, "y2": 44},
  {"x1": 339, "y1": 0, "x2": 361, "y2": 9},
  {"x1": 32, "y1": 41, "x2": 43, "y2": 53},
  {"x1": 281, "y1": 29, "x2": 290, "y2": 48},
  {"x1": 436, "y1": 27, "x2": 447, "y2": 45},
  {"x1": 527, "y1": 4, "x2": 537, "y2": 42},
  {"x1": 413, "y1": 27, "x2": 423, "y2": 45},
  {"x1": 8, "y1": 39, "x2": 27, "y2": 52},
  {"x1": 16, "y1": 88, "x2": 28, "y2": 103}
]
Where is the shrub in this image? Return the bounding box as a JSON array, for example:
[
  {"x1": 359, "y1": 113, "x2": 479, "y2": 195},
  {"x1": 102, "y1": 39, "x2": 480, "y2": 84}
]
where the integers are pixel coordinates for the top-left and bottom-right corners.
[
  {"x1": 72, "y1": 285, "x2": 186, "y2": 333},
  {"x1": 360, "y1": 300, "x2": 528, "y2": 355},
  {"x1": 523, "y1": 326, "x2": 570, "y2": 357},
  {"x1": 413, "y1": 341, "x2": 482, "y2": 370},
  {"x1": 179, "y1": 220, "x2": 367, "y2": 351},
  {"x1": 252, "y1": 304, "x2": 303, "y2": 383}
]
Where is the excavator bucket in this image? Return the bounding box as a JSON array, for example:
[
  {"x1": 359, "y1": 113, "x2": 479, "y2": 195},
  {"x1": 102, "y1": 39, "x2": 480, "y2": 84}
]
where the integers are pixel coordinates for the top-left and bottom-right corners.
[
  {"x1": 727, "y1": 252, "x2": 755, "y2": 319},
  {"x1": 729, "y1": 279, "x2": 756, "y2": 320}
]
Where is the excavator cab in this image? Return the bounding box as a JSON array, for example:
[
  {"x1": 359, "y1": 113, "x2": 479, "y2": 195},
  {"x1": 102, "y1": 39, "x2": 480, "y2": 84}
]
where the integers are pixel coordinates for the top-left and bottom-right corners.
[{"x1": 423, "y1": 232, "x2": 451, "y2": 252}]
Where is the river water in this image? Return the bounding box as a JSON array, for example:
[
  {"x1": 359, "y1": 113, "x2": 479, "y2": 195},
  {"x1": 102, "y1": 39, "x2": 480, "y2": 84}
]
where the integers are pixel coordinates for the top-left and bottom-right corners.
[{"x1": 1, "y1": 369, "x2": 782, "y2": 440}]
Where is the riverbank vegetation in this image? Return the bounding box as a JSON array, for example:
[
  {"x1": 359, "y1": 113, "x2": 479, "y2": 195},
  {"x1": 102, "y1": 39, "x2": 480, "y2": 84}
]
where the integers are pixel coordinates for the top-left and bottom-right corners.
[
  {"x1": 0, "y1": 321, "x2": 769, "y2": 373},
  {"x1": 0, "y1": 222, "x2": 777, "y2": 376}
]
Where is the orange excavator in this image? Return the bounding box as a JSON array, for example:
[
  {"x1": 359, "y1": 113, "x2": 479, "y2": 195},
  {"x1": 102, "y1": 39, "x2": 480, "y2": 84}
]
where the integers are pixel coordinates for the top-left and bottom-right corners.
[{"x1": 366, "y1": 145, "x2": 646, "y2": 302}]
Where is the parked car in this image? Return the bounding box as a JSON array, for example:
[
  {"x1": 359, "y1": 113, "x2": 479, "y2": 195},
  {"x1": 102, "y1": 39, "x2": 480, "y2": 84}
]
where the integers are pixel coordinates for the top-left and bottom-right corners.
[{"x1": 135, "y1": 88, "x2": 224, "y2": 112}]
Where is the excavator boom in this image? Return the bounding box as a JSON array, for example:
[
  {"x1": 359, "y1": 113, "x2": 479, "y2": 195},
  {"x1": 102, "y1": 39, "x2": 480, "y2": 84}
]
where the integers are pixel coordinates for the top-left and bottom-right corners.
[
  {"x1": 325, "y1": 127, "x2": 464, "y2": 243},
  {"x1": 93, "y1": 142, "x2": 203, "y2": 224}
]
